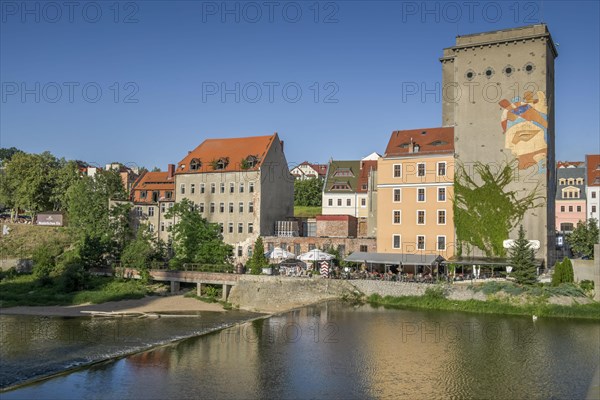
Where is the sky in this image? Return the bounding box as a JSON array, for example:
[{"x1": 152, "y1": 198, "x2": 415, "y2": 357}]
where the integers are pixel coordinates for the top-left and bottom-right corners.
[{"x1": 1, "y1": 0, "x2": 599, "y2": 170}]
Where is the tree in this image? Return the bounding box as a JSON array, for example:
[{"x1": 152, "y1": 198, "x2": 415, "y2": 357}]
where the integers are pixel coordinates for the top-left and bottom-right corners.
[
  {"x1": 294, "y1": 178, "x2": 323, "y2": 207},
  {"x1": 165, "y1": 199, "x2": 233, "y2": 265},
  {"x1": 568, "y1": 219, "x2": 599, "y2": 259},
  {"x1": 509, "y1": 225, "x2": 538, "y2": 285},
  {"x1": 0, "y1": 147, "x2": 23, "y2": 166},
  {"x1": 552, "y1": 257, "x2": 574, "y2": 286},
  {"x1": 121, "y1": 226, "x2": 158, "y2": 283},
  {"x1": 247, "y1": 237, "x2": 268, "y2": 275},
  {"x1": 50, "y1": 159, "x2": 81, "y2": 211}
]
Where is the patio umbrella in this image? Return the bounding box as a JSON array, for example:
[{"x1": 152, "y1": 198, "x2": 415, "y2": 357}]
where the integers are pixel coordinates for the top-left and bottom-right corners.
[
  {"x1": 298, "y1": 249, "x2": 335, "y2": 261},
  {"x1": 264, "y1": 247, "x2": 296, "y2": 260}
]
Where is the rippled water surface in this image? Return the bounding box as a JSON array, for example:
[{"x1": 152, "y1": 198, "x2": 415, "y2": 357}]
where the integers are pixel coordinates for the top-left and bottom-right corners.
[{"x1": 2, "y1": 302, "x2": 599, "y2": 399}]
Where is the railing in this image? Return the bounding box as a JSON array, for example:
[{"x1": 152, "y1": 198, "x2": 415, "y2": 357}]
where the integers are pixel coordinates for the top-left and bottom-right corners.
[{"x1": 113, "y1": 261, "x2": 235, "y2": 274}]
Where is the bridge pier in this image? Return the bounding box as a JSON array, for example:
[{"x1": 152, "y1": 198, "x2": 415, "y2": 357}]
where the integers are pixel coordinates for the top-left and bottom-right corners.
[
  {"x1": 222, "y1": 284, "x2": 231, "y2": 301},
  {"x1": 170, "y1": 281, "x2": 180, "y2": 294},
  {"x1": 197, "y1": 282, "x2": 203, "y2": 296}
]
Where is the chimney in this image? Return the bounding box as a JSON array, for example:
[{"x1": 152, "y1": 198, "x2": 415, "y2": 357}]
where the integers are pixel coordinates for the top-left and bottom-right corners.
[
  {"x1": 408, "y1": 138, "x2": 414, "y2": 153},
  {"x1": 167, "y1": 164, "x2": 175, "y2": 179}
]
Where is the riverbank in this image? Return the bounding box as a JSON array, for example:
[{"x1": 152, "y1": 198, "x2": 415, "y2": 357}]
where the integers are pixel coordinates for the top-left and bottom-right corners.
[{"x1": 0, "y1": 294, "x2": 226, "y2": 317}]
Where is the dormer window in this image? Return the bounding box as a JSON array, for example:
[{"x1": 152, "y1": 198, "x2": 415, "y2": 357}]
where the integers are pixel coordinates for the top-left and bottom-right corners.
[
  {"x1": 398, "y1": 142, "x2": 410, "y2": 149},
  {"x1": 140, "y1": 190, "x2": 147, "y2": 199},
  {"x1": 333, "y1": 168, "x2": 354, "y2": 177},
  {"x1": 190, "y1": 158, "x2": 202, "y2": 171},
  {"x1": 211, "y1": 157, "x2": 230, "y2": 170},
  {"x1": 241, "y1": 155, "x2": 259, "y2": 169},
  {"x1": 558, "y1": 178, "x2": 566, "y2": 185},
  {"x1": 429, "y1": 140, "x2": 448, "y2": 146},
  {"x1": 332, "y1": 183, "x2": 351, "y2": 190},
  {"x1": 413, "y1": 144, "x2": 420, "y2": 152}
]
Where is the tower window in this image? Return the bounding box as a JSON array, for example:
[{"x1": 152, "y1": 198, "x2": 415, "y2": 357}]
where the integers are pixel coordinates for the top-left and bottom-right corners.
[
  {"x1": 504, "y1": 65, "x2": 514, "y2": 76},
  {"x1": 524, "y1": 63, "x2": 535, "y2": 74},
  {"x1": 465, "y1": 70, "x2": 475, "y2": 80},
  {"x1": 484, "y1": 68, "x2": 494, "y2": 78}
]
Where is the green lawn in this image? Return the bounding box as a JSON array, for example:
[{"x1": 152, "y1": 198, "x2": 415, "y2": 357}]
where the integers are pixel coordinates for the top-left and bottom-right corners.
[{"x1": 294, "y1": 206, "x2": 321, "y2": 218}]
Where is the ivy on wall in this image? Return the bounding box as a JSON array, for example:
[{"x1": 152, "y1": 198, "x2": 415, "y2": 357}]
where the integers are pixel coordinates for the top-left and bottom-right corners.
[{"x1": 453, "y1": 160, "x2": 543, "y2": 258}]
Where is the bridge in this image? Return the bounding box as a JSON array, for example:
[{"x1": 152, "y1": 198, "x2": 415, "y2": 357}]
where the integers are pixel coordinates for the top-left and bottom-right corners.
[{"x1": 120, "y1": 267, "x2": 240, "y2": 301}]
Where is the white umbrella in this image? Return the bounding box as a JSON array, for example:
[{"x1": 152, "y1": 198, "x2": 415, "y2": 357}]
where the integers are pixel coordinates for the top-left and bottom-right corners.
[
  {"x1": 264, "y1": 247, "x2": 296, "y2": 260},
  {"x1": 298, "y1": 249, "x2": 335, "y2": 261}
]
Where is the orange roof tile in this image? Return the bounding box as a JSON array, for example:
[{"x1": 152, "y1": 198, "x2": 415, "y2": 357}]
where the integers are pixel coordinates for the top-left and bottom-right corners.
[
  {"x1": 385, "y1": 127, "x2": 454, "y2": 157},
  {"x1": 132, "y1": 171, "x2": 174, "y2": 191},
  {"x1": 357, "y1": 160, "x2": 378, "y2": 193},
  {"x1": 176, "y1": 134, "x2": 278, "y2": 174},
  {"x1": 586, "y1": 154, "x2": 600, "y2": 187}
]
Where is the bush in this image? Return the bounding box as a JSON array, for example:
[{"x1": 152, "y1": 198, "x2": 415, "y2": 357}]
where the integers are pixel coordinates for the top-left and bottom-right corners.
[
  {"x1": 58, "y1": 261, "x2": 89, "y2": 292},
  {"x1": 32, "y1": 244, "x2": 63, "y2": 285},
  {"x1": 580, "y1": 280, "x2": 595, "y2": 292},
  {"x1": 552, "y1": 257, "x2": 574, "y2": 286},
  {"x1": 0, "y1": 267, "x2": 18, "y2": 281},
  {"x1": 424, "y1": 285, "x2": 447, "y2": 299}
]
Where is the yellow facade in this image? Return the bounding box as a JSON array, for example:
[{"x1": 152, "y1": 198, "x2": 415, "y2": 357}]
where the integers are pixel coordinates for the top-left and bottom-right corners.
[{"x1": 377, "y1": 154, "x2": 455, "y2": 258}]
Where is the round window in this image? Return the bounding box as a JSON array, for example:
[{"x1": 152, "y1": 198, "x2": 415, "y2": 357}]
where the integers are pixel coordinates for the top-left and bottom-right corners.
[
  {"x1": 524, "y1": 63, "x2": 535, "y2": 74},
  {"x1": 484, "y1": 68, "x2": 494, "y2": 78},
  {"x1": 465, "y1": 69, "x2": 475, "y2": 81},
  {"x1": 503, "y1": 65, "x2": 514, "y2": 77}
]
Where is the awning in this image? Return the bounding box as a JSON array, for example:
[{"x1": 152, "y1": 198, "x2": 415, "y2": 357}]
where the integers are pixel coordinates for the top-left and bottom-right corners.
[
  {"x1": 344, "y1": 252, "x2": 444, "y2": 266},
  {"x1": 442, "y1": 256, "x2": 544, "y2": 267}
]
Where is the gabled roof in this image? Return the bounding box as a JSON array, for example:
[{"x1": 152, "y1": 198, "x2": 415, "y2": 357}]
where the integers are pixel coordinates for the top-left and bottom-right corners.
[
  {"x1": 358, "y1": 160, "x2": 378, "y2": 193},
  {"x1": 324, "y1": 160, "x2": 361, "y2": 193},
  {"x1": 557, "y1": 161, "x2": 584, "y2": 168},
  {"x1": 292, "y1": 162, "x2": 327, "y2": 177},
  {"x1": 132, "y1": 171, "x2": 174, "y2": 191},
  {"x1": 586, "y1": 154, "x2": 600, "y2": 187},
  {"x1": 384, "y1": 127, "x2": 454, "y2": 157},
  {"x1": 176, "y1": 134, "x2": 279, "y2": 174}
]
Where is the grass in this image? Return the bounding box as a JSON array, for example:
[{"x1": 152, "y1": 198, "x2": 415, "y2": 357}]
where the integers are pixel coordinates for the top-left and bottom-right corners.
[
  {"x1": 0, "y1": 274, "x2": 150, "y2": 308},
  {"x1": 470, "y1": 281, "x2": 587, "y2": 298},
  {"x1": 294, "y1": 206, "x2": 321, "y2": 218},
  {"x1": 0, "y1": 224, "x2": 75, "y2": 259},
  {"x1": 367, "y1": 291, "x2": 600, "y2": 320}
]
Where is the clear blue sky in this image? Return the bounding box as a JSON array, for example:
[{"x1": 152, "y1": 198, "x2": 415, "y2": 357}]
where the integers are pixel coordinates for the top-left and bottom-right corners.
[{"x1": 1, "y1": 1, "x2": 599, "y2": 170}]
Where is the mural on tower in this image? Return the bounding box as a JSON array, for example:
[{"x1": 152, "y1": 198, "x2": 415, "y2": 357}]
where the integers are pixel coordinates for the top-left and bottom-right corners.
[{"x1": 499, "y1": 90, "x2": 548, "y2": 173}]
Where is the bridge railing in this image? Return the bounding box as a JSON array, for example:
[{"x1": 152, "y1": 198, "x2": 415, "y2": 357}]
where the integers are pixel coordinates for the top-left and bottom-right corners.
[{"x1": 113, "y1": 261, "x2": 235, "y2": 274}]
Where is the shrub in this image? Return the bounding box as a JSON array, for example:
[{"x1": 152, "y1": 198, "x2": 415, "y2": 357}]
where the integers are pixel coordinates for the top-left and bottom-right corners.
[
  {"x1": 552, "y1": 257, "x2": 574, "y2": 286},
  {"x1": 32, "y1": 244, "x2": 62, "y2": 285},
  {"x1": 579, "y1": 280, "x2": 595, "y2": 293},
  {"x1": 58, "y1": 261, "x2": 89, "y2": 292},
  {"x1": 424, "y1": 285, "x2": 446, "y2": 299}
]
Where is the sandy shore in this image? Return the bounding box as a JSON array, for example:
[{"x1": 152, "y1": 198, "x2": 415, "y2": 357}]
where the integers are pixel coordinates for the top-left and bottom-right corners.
[{"x1": 0, "y1": 295, "x2": 225, "y2": 317}]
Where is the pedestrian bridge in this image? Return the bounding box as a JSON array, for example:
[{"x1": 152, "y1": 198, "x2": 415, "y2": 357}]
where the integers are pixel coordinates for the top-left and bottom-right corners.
[{"x1": 121, "y1": 268, "x2": 239, "y2": 301}]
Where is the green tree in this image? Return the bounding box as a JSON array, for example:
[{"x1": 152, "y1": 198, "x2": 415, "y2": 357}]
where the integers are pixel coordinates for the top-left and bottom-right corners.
[
  {"x1": 247, "y1": 237, "x2": 268, "y2": 275},
  {"x1": 0, "y1": 147, "x2": 23, "y2": 166},
  {"x1": 294, "y1": 178, "x2": 323, "y2": 207},
  {"x1": 551, "y1": 257, "x2": 575, "y2": 286},
  {"x1": 509, "y1": 225, "x2": 538, "y2": 285},
  {"x1": 568, "y1": 219, "x2": 599, "y2": 259},
  {"x1": 121, "y1": 226, "x2": 157, "y2": 283},
  {"x1": 165, "y1": 199, "x2": 233, "y2": 265},
  {"x1": 50, "y1": 159, "x2": 81, "y2": 211}
]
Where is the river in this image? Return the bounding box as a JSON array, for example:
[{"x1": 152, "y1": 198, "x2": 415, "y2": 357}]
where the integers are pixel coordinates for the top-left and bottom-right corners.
[{"x1": 1, "y1": 302, "x2": 599, "y2": 399}]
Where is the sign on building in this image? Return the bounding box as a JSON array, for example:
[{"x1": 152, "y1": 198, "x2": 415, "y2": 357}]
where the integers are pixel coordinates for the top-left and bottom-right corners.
[{"x1": 35, "y1": 213, "x2": 64, "y2": 226}]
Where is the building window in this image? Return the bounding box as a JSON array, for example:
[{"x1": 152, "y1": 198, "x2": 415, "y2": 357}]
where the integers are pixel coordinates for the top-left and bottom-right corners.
[
  {"x1": 135, "y1": 206, "x2": 142, "y2": 217},
  {"x1": 249, "y1": 202, "x2": 254, "y2": 213},
  {"x1": 180, "y1": 184, "x2": 185, "y2": 194},
  {"x1": 393, "y1": 210, "x2": 401, "y2": 224},
  {"x1": 149, "y1": 223, "x2": 154, "y2": 233},
  {"x1": 592, "y1": 206, "x2": 597, "y2": 213},
  {"x1": 393, "y1": 164, "x2": 402, "y2": 178},
  {"x1": 199, "y1": 203, "x2": 205, "y2": 213},
  {"x1": 438, "y1": 187, "x2": 446, "y2": 202},
  {"x1": 211, "y1": 183, "x2": 216, "y2": 194},
  {"x1": 577, "y1": 206, "x2": 582, "y2": 212},
  {"x1": 237, "y1": 246, "x2": 243, "y2": 257},
  {"x1": 568, "y1": 178, "x2": 574, "y2": 185},
  {"x1": 437, "y1": 162, "x2": 446, "y2": 176},
  {"x1": 165, "y1": 191, "x2": 172, "y2": 199},
  {"x1": 229, "y1": 202, "x2": 234, "y2": 213},
  {"x1": 559, "y1": 178, "x2": 566, "y2": 185},
  {"x1": 417, "y1": 163, "x2": 425, "y2": 177},
  {"x1": 239, "y1": 183, "x2": 244, "y2": 193},
  {"x1": 140, "y1": 190, "x2": 147, "y2": 199},
  {"x1": 230, "y1": 183, "x2": 235, "y2": 193},
  {"x1": 248, "y1": 223, "x2": 254, "y2": 234},
  {"x1": 219, "y1": 202, "x2": 225, "y2": 213},
  {"x1": 220, "y1": 183, "x2": 225, "y2": 193},
  {"x1": 437, "y1": 236, "x2": 446, "y2": 251},
  {"x1": 219, "y1": 223, "x2": 224, "y2": 233},
  {"x1": 361, "y1": 198, "x2": 366, "y2": 207},
  {"x1": 228, "y1": 223, "x2": 234, "y2": 233},
  {"x1": 392, "y1": 235, "x2": 401, "y2": 249},
  {"x1": 337, "y1": 199, "x2": 342, "y2": 206},
  {"x1": 190, "y1": 184, "x2": 195, "y2": 194},
  {"x1": 592, "y1": 192, "x2": 597, "y2": 199},
  {"x1": 161, "y1": 203, "x2": 166, "y2": 213},
  {"x1": 210, "y1": 203, "x2": 215, "y2": 213},
  {"x1": 249, "y1": 182, "x2": 255, "y2": 192},
  {"x1": 346, "y1": 199, "x2": 351, "y2": 207},
  {"x1": 161, "y1": 222, "x2": 165, "y2": 232},
  {"x1": 417, "y1": 210, "x2": 425, "y2": 225},
  {"x1": 360, "y1": 245, "x2": 368, "y2": 252},
  {"x1": 239, "y1": 202, "x2": 244, "y2": 213},
  {"x1": 438, "y1": 210, "x2": 446, "y2": 225},
  {"x1": 568, "y1": 206, "x2": 573, "y2": 212},
  {"x1": 417, "y1": 235, "x2": 425, "y2": 250},
  {"x1": 200, "y1": 183, "x2": 205, "y2": 194},
  {"x1": 560, "y1": 206, "x2": 565, "y2": 212},
  {"x1": 190, "y1": 158, "x2": 201, "y2": 170},
  {"x1": 393, "y1": 189, "x2": 401, "y2": 202},
  {"x1": 148, "y1": 207, "x2": 155, "y2": 217},
  {"x1": 238, "y1": 223, "x2": 243, "y2": 234},
  {"x1": 308, "y1": 243, "x2": 316, "y2": 251},
  {"x1": 417, "y1": 188, "x2": 426, "y2": 202},
  {"x1": 328, "y1": 198, "x2": 333, "y2": 206}
]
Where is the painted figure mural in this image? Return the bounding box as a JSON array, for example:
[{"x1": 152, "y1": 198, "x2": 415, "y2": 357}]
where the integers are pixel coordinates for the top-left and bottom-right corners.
[{"x1": 499, "y1": 91, "x2": 548, "y2": 173}]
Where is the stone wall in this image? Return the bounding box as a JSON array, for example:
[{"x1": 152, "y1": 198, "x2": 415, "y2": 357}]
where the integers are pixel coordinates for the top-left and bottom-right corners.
[
  {"x1": 571, "y1": 244, "x2": 600, "y2": 301},
  {"x1": 348, "y1": 280, "x2": 485, "y2": 301}
]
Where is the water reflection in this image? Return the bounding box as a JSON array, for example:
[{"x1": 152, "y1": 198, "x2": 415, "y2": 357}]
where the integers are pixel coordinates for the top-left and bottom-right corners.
[{"x1": 2, "y1": 303, "x2": 599, "y2": 400}]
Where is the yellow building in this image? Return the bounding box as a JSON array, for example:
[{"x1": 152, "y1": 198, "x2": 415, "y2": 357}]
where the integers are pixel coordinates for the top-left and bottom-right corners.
[{"x1": 377, "y1": 127, "x2": 455, "y2": 259}]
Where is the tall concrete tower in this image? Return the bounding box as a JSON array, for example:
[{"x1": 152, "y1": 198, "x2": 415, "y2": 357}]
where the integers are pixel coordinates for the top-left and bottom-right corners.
[{"x1": 440, "y1": 24, "x2": 557, "y2": 266}]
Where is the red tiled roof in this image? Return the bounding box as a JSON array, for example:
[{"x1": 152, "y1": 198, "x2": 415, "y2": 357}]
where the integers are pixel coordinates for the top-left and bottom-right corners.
[
  {"x1": 132, "y1": 171, "x2": 174, "y2": 191},
  {"x1": 586, "y1": 154, "x2": 600, "y2": 187},
  {"x1": 310, "y1": 163, "x2": 328, "y2": 176},
  {"x1": 357, "y1": 160, "x2": 378, "y2": 193},
  {"x1": 557, "y1": 161, "x2": 584, "y2": 168},
  {"x1": 384, "y1": 127, "x2": 454, "y2": 157},
  {"x1": 176, "y1": 134, "x2": 278, "y2": 174}
]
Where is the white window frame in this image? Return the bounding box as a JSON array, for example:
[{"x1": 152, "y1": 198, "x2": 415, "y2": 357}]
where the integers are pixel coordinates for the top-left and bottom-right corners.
[
  {"x1": 248, "y1": 223, "x2": 254, "y2": 233},
  {"x1": 337, "y1": 199, "x2": 342, "y2": 206},
  {"x1": 219, "y1": 202, "x2": 224, "y2": 213},
  {"x1": 393, "y1": 188, "x2": 402, "y2": 203},
  {"x1": 200, "y1": 183, "x2": 205, "y2": 193},
  {"x1": 417, "y1": 210, "x2": 426, "y2": 225},
  {"x1": 220, "y1": 183, "x2": 225, "y2": 193},
  {"x1": 248, "y1": 202, "x2": 254, "y2": 213},
  {"x1": 437, "y1": 209, "x2": 446, "y2": 225},
  {"x1": 211, "y1": 183, "x2": 216, "y2": 194},
  {"x1": 238, "y1": 223, "x2": 243, "y2": 234},
  {"x1": 392, "y1": 210, "x2": 401, "y2": 225},
  {"x1": 239, "y1": 182, "x2": 244, "y2": 193},
  {"x1": 417, "y1": 187, "x2": 426, "y2": 202},
  {"x1": 437, "y1": 187, "x2": 446, "y2": 202},
  {"x1": 361, "y1": 198, "x2": 367, "y2": 207},
  {"x1": 392, "y1": 234, "x2": 401, "y2": 249},
  {"x1": 346, "y1": 198, "x2": 351, "y2": 207},
  {"x1": 180, "y1": 183, "x2": 185, "y2": 194},
  {"x1": 239, "y1": 202, "x2": 244, "y2": 213},
  {"x1": 328, "y1": 198, "x2": 333, "y2": 206},
  {"x1": 437, "y1": 235, "x2": 446, "y2": 251},
  {"x1": 228, "y1": 223, "x2": 234, "y2": 233},
  {"x1": 416, "y1": 235, "x2": 426, "y2": 250},
  {"x1": 148, "y1": 206, "x2": 155, "y2": 217},
  {"x1": 393, "y1": 164, "x2": 402, "y2": 178},
  {"x1": 249, "y1": 182, "x2": 255, "y2": 192},
  {"x1": 190, "y1": 183, "x2": 196, "y2": 194},
  {"x1": 437, "y1": 161, "x2": 446, "y2": 177},
  {"x1": 230, "y1": 182, "x2": 235, "y2": 193},
  {"x1": 199, "y1": 203, "x2": 205, "y2": 213},
  {"x1": 417, "y1": 162, "x2": 426, "y2": 177}
]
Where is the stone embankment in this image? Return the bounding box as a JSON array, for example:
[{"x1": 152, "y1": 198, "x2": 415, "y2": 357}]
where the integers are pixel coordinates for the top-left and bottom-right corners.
[{"x1": 348, "y1": 280, "x2": 486, "y2": 301}]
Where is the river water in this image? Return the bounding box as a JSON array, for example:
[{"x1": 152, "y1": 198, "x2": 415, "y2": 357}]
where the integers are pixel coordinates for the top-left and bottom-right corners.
[{"x1": 1, "y1": 302, "x2": 599, "y2": 399}]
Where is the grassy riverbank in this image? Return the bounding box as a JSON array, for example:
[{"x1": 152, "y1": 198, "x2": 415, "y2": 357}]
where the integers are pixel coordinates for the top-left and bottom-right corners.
[
  {"x1": 367, "y1": 289, "x2": 600, "y2": 320},
  {"x1": 0, "y1": 275, "x2": 152, "y2": 308}
]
